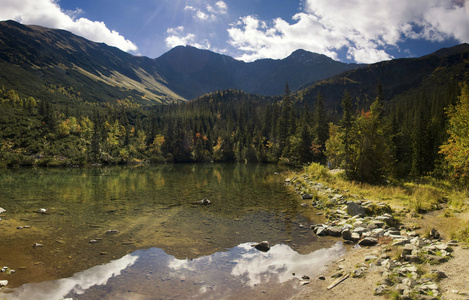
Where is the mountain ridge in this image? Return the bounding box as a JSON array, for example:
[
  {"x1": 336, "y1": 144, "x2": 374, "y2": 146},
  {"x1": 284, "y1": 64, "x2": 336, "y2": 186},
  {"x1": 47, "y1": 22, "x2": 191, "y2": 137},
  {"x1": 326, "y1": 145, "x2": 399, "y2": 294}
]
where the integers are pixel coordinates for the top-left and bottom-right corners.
[
  {"x1": 0, "y1": 20, "x2": 363, "y2": 104},
  {"x1": 154, "y1": 45, "x2": 362, "y2": 99},
  {"x1": 0, "y1": 20, "x2": 468, "y2": 108},
  {"x1": 296, "y1": 42, "x2": 469, "y2": 109}
]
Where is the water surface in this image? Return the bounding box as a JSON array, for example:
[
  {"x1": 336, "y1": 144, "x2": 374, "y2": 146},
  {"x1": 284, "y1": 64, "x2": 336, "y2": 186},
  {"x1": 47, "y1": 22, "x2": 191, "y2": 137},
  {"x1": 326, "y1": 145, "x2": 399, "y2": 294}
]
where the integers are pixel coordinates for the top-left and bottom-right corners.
[{"x1": 0, "y1": 164, "x2": 339, "y2": 299}]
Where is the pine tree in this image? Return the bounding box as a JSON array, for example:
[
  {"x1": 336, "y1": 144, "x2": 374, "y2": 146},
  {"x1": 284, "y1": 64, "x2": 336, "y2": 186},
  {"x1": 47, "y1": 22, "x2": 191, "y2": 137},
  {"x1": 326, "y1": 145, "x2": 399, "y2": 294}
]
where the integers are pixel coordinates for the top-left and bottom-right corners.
[
  {"x1": 312, "y1": 92, "x2": 328, "y2": 161},
  {"x1": 340, "y1": 90, "x2": 354, "y2": 176}
]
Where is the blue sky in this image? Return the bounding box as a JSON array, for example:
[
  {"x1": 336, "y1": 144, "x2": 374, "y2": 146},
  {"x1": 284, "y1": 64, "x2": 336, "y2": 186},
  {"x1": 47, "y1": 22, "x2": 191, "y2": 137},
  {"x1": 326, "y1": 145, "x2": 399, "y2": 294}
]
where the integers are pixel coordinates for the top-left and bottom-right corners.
[{"x1": 0, "y1": 0, "x2": 468, "y2": 63}]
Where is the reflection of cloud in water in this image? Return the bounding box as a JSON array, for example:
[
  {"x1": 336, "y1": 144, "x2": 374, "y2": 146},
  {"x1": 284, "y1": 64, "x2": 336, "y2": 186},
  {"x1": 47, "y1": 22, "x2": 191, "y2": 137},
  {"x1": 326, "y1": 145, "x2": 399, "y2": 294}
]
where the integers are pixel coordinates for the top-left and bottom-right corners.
[
  {"x1": 231, "y1": 242, "x2": 345, "y2": 286},
  {"x1": 166, "y1": 242, "x2": 345, "y2": 289},
  {"x1": 5, "y1": 254, "x2": 138, "y2": 300},
  {"x1": 4, "y1": 242, "x2": 345, "y2": 299}
]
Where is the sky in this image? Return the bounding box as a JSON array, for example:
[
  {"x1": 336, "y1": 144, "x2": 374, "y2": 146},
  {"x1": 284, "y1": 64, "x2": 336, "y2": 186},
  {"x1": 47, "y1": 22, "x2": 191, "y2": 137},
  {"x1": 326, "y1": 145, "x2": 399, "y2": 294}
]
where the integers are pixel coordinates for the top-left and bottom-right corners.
[{"x1": 0, "y1": 0, "x2": 468, "y2": 64}]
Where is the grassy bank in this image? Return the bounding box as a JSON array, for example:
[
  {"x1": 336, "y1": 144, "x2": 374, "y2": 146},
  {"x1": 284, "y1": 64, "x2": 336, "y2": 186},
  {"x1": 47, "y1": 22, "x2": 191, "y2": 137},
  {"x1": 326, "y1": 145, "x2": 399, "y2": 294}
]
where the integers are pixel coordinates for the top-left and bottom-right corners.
[{"x1": 291, "y1": 163, "x2": 469, "y2": 243}]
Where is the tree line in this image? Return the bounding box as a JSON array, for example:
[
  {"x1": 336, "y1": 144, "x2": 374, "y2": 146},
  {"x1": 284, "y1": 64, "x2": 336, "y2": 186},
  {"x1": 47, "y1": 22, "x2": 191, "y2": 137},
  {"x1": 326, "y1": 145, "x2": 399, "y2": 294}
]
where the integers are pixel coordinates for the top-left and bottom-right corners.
[{"x1": 0, "y1": 82, "x2": 468, "y2": 185}]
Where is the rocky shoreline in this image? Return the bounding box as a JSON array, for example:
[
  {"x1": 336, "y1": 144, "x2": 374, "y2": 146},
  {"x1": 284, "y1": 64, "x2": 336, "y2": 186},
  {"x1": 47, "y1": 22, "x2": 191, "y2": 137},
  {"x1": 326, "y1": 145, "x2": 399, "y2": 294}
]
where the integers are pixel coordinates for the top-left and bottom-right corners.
[{"x1": 287, "y1": 174, "x2": 467, "y2": 300}]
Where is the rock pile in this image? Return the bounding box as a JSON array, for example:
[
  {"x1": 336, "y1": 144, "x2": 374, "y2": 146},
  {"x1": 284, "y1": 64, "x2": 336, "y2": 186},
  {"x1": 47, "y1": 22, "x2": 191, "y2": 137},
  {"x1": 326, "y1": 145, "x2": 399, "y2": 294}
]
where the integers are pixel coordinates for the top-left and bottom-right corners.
[{"x1": 287, "y1": 175, "x2": 457, "y2": 299}]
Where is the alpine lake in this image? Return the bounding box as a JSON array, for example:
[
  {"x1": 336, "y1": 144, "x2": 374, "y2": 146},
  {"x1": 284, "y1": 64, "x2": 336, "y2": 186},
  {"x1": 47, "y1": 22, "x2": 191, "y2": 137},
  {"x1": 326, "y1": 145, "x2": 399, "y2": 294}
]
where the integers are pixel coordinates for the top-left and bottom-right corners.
[{"x1": 0, "y1": 163, "x2": 345, "y2": 300}]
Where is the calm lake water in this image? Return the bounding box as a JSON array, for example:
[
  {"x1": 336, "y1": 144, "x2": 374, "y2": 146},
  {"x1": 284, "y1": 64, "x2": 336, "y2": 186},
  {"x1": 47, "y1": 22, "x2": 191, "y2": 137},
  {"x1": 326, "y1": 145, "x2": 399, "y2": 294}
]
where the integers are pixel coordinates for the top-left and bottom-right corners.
[{"x1": 0, "y1": 164, "x2": 344, "y2": 299}]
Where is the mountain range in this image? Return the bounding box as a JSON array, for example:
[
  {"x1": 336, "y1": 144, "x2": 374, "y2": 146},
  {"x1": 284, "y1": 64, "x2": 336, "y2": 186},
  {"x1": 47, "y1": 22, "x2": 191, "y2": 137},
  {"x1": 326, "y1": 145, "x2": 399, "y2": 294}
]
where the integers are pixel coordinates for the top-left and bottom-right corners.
[
  {"x1": 0, "y1": 19, "x2": 468, "y2": 108},
  {"x1": 0, "y1": 20, "x2": 360, "y2": 104}
]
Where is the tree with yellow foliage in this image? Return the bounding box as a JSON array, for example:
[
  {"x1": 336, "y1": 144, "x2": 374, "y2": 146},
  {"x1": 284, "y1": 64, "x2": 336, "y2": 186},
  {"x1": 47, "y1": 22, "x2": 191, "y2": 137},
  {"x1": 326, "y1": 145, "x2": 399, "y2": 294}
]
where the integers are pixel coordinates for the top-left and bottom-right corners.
[{"x1": 440, "y1": 83, "x2": 469, "y2": 183}]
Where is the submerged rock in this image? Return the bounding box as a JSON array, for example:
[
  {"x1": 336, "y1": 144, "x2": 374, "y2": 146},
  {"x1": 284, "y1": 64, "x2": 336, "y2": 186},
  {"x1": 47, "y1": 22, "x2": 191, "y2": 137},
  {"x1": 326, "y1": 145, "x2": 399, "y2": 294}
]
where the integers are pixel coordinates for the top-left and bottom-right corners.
[{"x1": 252, "y1": 241, "x2": 270, "y2": 252}]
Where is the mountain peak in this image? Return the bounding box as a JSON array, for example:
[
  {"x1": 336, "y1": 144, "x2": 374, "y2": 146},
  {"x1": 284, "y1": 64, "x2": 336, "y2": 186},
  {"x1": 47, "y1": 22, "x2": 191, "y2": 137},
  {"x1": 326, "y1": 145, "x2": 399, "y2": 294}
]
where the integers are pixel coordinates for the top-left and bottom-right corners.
[{"x1": 286, "y1": 49, "x2": 331, "y2": 63}]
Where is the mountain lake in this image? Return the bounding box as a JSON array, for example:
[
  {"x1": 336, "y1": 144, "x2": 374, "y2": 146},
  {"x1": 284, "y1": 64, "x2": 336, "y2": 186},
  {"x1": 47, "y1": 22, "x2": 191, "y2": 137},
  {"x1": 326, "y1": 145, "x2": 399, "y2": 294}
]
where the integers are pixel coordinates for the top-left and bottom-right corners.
[{"x1": 0, "y1": 164, "x2": 345, "y2": 299}]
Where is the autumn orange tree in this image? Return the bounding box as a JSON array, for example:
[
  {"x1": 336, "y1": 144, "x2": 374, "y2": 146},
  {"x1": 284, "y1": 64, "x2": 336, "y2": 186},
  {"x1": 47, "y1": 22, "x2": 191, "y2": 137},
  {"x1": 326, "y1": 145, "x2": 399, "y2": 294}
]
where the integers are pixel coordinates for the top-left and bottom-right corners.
[{"x1": 440, "y1": 83, "x2": 469, "y2": 183}]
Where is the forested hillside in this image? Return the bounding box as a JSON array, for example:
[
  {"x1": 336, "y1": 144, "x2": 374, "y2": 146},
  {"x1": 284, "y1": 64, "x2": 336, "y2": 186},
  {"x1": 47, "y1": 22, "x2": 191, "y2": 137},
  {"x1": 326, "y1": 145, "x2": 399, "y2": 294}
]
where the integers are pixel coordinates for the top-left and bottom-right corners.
[
  {"x1": 0, "y1": 86, "x2": 323, "y2": 167},
  {"x1": 1, "y1": 79, "x2": 468, "y2": 186},
  {"x1": 1, "y1": 19, "x2": 469, "y2": 185}
]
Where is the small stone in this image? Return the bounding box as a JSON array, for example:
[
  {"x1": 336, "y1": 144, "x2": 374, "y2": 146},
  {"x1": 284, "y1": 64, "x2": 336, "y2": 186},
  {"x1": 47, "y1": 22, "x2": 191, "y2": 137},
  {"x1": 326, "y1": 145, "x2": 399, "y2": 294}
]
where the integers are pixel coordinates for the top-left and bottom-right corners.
[
  {"x1": 0, "y1": 207, "x2": 5, "y2": 214},
  {"x1": 252, "y1": 241, "x2": 270, "y2": 252},
  {"x1": 358, "y1": 237, "x2": 378, "y2": 246},
  {"x1": 89, "y1": 239, "x2": 99, "y2": 244},
  {"x1": 316, "y1": 227, "x2": 328, "y2": 236},
  {"x1": 430, "y1": 228, "x2": 440, "y2": 240},
  {"x1": 299, "y1": 280, "x2": 311, "y2": 285},
  {"x1": 32, "y1": 243, "x2": 44, "y2": 248},
  {"x1": 17, "y1": 226, "x2": 23, "y2": 229},
  {"x1": 100, "y1": 252, "x2": 109, "y2": 255},
  {"x1": 424, "y1": 254, "x2": 446, "y2": 264},
  {"x1": 326, "y1": 226, "x2": 342, "y2": 237},
  {"x1": 318, "y1": 275, "x2": 326, "y2": 280},
  {"x1": 0, "y1": 280, "x2": 8, "y2": 287},
  {"x1": 106, "y1": 229, "x2": 119, "y2": 234},
  {"x1": 351, "y1": 232, "x2": 361, "y2": 241},
  {"x1": 374, "y1": 284, "x2": 388, "y2": 295},
  {"x1": 430, "y1": 270, "x2": 447, "y2": 279},
  {"x1": 302, "y1": 194, "x2": 313, "y2": 200},
  {"x1": 364, "y1": 255, "x2": 378, "y2": 261},
  {"x1": 372, "y1": 220, "x2": 385, "y2": 228},
  {"x1": 341, "y1": 229, "x2": 352, "y2": 240},
  {"x1": 37, "y1": 208, "x2": 47, "y2": 214},
  {"x1": 197, "y1": 198, "x2": 211, "y2": 205},
  {"x1": 331, "y1": 271, "x2": 343, "y2": 278}
]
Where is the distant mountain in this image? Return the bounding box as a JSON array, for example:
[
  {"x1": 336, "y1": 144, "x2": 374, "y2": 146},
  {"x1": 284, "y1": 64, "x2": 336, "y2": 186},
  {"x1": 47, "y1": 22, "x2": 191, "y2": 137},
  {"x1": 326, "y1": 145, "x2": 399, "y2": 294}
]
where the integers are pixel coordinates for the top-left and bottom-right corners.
[
  {"x1": 0, "y1": 20, "x2": 362, "y2": 104},
  {"x1": 155, "y1": 46, "x2": 362, "y2": 99},
  {"x1": 297, "y1": 43, "x2": 469, "y2": 109},
  {"x1": 1, "y1": 20, "x2": 467, "y2": 109}
]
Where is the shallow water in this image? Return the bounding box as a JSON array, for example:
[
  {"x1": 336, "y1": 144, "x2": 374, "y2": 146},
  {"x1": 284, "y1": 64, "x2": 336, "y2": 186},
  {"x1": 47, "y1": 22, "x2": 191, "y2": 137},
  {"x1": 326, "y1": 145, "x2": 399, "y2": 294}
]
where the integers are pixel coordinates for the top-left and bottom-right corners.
[{"x1": 0, "y1": 164, "x2": 340, "y2": 299}]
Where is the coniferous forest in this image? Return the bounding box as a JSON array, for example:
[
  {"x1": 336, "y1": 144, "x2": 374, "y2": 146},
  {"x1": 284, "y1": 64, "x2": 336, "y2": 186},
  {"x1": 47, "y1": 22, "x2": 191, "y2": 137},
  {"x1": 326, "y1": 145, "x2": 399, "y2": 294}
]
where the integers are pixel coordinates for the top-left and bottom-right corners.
[{"x1": 1, "y1": 80, "x2": 468, "y2": 185}]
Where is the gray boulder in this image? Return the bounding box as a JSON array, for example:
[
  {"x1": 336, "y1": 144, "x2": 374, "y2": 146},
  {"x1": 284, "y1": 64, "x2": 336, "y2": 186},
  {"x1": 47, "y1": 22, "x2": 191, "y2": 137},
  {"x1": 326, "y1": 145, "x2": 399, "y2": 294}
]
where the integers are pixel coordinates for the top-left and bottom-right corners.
[
  {"x1": 347, "y1": 202, "x2": 365, "y2": 217},
  {"x1": 326, "y1": 226, "x2": 342, "y2": 237},
  {"x1": 358, "y1": 237, "x2": 378, "y2": 246},
  {"x1": 316, "y1": 227, "x2": 328, "y2": 236},
  {"x1": 429, "y1": 228, "x2": 440, "y2": 240},
  {"x1": 341, "y1": 229, "x2": 352, "y2": 240}
]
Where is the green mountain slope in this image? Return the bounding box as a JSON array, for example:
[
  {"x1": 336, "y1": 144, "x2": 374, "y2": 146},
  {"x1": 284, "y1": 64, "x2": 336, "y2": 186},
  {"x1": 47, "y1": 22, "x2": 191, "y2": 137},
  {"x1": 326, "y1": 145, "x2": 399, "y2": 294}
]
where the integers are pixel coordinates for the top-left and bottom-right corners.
[
  {"x1": 297, "y1": 43, "x2": 469, "y2": 110},
  {"x1": 0, "y1": 20, "x2": 185, "y2": 105}
]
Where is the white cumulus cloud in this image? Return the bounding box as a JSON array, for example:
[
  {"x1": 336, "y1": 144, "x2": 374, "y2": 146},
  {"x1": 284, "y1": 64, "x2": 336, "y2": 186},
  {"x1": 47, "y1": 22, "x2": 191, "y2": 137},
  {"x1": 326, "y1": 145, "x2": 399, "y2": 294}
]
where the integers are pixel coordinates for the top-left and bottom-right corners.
[
  {"x1": 165, "y1": 26, "x2": 211, "y2": 50},
  {"x1": 186, "y1": 0, "x2": 228, "y2": 22},
  {"x1": 0, "y1": 0, "x2": 138, "y2": 52},
  {"x1": 228, "y1": 0, "x2": 469, "y2": 63}
]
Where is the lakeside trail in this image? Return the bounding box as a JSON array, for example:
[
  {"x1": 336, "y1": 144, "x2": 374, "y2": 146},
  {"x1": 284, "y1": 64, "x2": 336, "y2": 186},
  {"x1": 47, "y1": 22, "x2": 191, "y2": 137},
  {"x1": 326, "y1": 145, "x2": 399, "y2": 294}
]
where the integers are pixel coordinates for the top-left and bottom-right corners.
[{"x1": 286, "y1": 174, "x2": 469, "y2": 300}]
